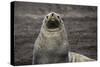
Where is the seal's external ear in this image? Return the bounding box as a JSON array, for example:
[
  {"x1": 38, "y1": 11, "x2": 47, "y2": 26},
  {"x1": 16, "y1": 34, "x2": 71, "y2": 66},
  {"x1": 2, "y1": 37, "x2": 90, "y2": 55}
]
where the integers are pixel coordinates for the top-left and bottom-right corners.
[{"x1": 43, "y1": 16, "x2": 48, "y2": 23}]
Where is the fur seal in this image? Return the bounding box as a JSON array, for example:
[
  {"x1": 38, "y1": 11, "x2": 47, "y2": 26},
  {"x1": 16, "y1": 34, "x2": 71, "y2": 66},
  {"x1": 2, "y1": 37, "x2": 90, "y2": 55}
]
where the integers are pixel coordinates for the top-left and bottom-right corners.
[{"x1": 32, "y1": 12, "x2": 95, "y2": 64}]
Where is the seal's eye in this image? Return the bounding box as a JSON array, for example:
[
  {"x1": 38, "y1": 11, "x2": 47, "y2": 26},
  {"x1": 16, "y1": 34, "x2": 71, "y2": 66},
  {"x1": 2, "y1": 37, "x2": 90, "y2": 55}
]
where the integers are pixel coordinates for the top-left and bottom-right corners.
[
  {"x1": 57, "y1": 16, "x2": 60, "y2": 19},
  {"x1": 46, "y1": 16, "x2": 48, "y2": 19}
]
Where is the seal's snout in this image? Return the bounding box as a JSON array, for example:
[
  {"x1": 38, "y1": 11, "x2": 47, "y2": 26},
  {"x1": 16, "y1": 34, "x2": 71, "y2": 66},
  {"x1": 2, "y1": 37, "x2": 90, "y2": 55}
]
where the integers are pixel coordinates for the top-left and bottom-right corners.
[{"x1": 46, "y1": 12, "x2": 61, "y2": 29}]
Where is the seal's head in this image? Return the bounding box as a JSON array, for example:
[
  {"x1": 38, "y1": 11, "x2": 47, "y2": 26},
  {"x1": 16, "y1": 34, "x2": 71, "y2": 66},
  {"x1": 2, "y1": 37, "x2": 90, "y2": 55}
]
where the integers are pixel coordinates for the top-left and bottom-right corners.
[{"x1": 43, "y1": 12, "x2": 64, "y2": 32}]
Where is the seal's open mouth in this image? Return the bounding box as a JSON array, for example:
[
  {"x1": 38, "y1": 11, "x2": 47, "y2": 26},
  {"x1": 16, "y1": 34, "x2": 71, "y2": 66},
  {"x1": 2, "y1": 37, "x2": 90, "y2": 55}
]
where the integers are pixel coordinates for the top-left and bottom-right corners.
[{"x1": 46, "y1": 19, "x2": 60, "y2": 29}]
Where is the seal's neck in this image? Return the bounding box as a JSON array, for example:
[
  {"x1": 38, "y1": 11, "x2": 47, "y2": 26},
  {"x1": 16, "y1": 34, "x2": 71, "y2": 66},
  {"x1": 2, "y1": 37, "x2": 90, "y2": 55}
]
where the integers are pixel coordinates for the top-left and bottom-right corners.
[{"x1": 34, "y1": 24, "x2": 69, "y2": 64}]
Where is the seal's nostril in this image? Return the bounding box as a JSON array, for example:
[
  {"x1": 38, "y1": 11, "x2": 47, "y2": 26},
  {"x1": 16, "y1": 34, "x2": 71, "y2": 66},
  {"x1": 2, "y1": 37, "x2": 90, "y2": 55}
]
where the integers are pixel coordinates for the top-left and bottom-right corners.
[{"x1": 51, "y1": 13, "x2": 54, "y2": 16}]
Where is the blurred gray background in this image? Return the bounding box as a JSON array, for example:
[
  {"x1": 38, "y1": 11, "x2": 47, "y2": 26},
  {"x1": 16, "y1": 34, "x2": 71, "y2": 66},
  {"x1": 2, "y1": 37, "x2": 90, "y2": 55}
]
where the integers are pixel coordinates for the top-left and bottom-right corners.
[{"x1": 14, "y1": 1, "x2": 97, "y2": 65}]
